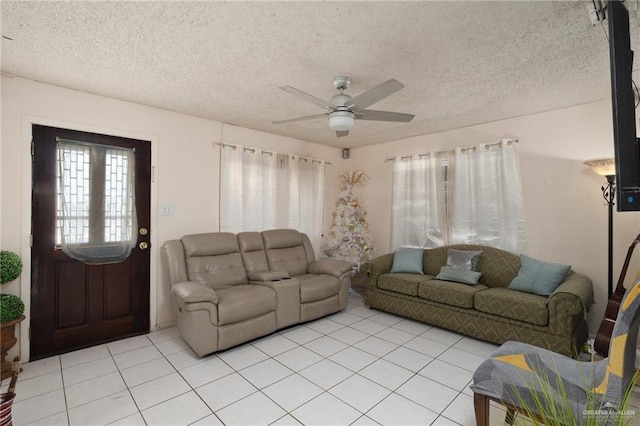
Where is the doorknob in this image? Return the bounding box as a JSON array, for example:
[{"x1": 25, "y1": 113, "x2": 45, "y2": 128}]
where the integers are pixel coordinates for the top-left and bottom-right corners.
[{"x1": 139, "y1": 242, "x2": 149, "y2": 250}]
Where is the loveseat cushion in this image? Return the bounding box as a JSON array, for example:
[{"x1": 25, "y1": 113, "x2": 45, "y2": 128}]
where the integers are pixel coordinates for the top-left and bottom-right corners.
[
  {"x1": 182, "y1": 233, "x2": 248, "y2": 289},
  {"x1": 262, "y1": 230, "x2": 309, "y2": 276},
  {"x1": 216, "y1": 284, "x2": 276, "y2": 325},
  {"x1": 182, "y1": 232, "x2": 239, "y2": 257},
  {"x1": 378, "y1": 273, "x2": 429, "y2": 297},
  {"x1": 418, "y1": 280, "x2": 488, "y2": 308},
  {"x1": 238, "y1": 232, "x2": 270, "y2": 274},
  {"x1": 297, "y1": 274, "x2": 340, "y2": 303},
  {"x1": 474, "y1": 287, "x2": 548, "y2": 326}
]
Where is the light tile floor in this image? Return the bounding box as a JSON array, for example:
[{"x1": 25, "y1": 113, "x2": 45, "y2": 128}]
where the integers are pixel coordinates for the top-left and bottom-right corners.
[{"x1": 3, "y1": 291, "x2": 640, "y2": 425}]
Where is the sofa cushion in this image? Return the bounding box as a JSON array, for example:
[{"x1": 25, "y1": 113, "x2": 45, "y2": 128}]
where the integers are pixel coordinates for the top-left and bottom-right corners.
[
  {"x1": 297, "y1": 274, "x2": 340, "y2": 303},
  {"x1": 378, "y1": 273, "x2": 429, "y2": 296},
  {"x1": 446, "y1": 249, "x2": 482, "y2": 272},
  {"x1": 436, "y1": 266, "x2": 482, "y2": 285},
  {"x1": 390, "y1": 248, "x2": 424, "y2": 274},
  {"x1": 216, "y1": 284, "x2": 276, "y2": 325},
  {"x1": 474, "y1": 287, "x2": 549, "y2": 326},
  {"x1": 422, "y1": 245, "x2": 521, "y2": 288},
  {"x1": 418, "y1": 279, "x2": 488, "y2": 308},
  {"x1": 508, "y1": 254, "x2": 570, "y2": 296}
]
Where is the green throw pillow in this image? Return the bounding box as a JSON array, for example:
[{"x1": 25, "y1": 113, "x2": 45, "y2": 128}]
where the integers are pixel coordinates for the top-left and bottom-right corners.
[
  {"x1": 390, "y1": 248, "x2": 424, "y2": 274},
  {"x1": 508, "y1": 254, "x2": 570, "y2": 296},
  {"x1": 436, "y1": 266, "x2": 482, "y2": 285}
]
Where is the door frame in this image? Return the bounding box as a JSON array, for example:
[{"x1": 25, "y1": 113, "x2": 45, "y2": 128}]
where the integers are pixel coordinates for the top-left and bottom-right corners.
[{"x1": 19, "y1": 115, "x2": 159, "y2": 362}]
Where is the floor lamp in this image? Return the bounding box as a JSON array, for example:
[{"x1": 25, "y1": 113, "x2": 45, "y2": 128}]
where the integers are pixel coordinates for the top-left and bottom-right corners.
[{"x1": 585, "y1": 158, "x2": 616, "y2": 299}]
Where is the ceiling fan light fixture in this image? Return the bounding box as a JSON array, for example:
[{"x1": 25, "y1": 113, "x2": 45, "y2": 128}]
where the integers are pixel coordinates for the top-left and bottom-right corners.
[{"x1": 329, "y1": 111, "x2": 355, "y2": 131}]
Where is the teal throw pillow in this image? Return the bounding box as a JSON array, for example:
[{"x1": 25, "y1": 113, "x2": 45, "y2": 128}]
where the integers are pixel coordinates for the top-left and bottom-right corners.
[
  {"x1": 390, "y1": 248, "x2": 424, "y2": 274},
  {"x1": 446, "y1": 249, "x2": 482, "y2": 272},
  {"x1": 508, "y1": 254, "x2": 570, "y2": 296},
  {"x1": 436, "y1": 266, "x2": 482, "y2": 285}
]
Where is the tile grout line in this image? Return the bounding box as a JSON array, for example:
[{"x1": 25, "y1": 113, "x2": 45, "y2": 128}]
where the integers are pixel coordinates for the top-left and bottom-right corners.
[
  {"x1": 105, "y1": 337, "x2": 149, "y2": 425},
  {"x1": 21, "y1": 293, "x2": 493, "y2": 425},
  {"x1": 151, "y1": 334, "x2": 224, "y2": 425}
]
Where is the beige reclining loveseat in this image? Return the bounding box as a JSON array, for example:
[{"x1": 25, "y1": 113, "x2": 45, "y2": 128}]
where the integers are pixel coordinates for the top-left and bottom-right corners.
[{"x1": 162, "y1": 229, "x2": 352, "y2": 356}]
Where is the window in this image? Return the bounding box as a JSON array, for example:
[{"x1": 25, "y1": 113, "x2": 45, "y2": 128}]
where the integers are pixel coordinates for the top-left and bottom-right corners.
[
  {"x1": 391, "y1": 140, "x2": 526, "y2": 253},
  {"x1": 57, "y1": 142, "x2": 91, "y2": 244},
  {"x1": 57, "y1": 139, "x2": 136, "y2": 263},
  {"x1": 219, "y1": 144, "x2": 325, "y2": 245}
]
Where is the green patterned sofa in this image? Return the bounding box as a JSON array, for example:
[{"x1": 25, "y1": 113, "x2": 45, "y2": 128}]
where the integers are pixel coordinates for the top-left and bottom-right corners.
[{"x1": 364, "y1": 245, "x2": 594, "y2": 357}]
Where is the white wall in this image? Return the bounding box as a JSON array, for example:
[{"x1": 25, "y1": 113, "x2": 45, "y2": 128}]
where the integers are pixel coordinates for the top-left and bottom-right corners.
[
  {"x1": 1, "y1": 76, "x2": 344, "y2": 361},
  {"x1": 350, "y1": 100, "x2": 640, "y2": 335},
  {"x1": 4, "y1": 75, "x2": 639, "y2": 360}
]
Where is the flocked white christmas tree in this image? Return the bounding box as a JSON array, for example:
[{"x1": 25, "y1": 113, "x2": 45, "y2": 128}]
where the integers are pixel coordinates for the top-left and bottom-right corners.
[{"x1": 321, "y1": 168, "x2": 374, "y2": 273}]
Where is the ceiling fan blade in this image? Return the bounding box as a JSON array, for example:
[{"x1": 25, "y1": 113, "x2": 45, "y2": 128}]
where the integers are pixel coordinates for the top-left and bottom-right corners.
[
  {"x1": 358, "y1": 109, "x2": 415, "y2": 122},
  {"x1": 279, "y1": 86, "x2": 334, "y2": 110},
  {"x1": 336, "y1": 130, "x2": 349, "y2": 137},
  {"x1": 346, "y1": 79, "x2": 405, "y2": 110},
  {"x1": 273, "y1": 113, "x2": 327, "y2": 124}
]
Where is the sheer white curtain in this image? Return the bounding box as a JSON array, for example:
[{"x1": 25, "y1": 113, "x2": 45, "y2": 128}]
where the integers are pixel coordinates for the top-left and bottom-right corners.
[
  {"x1": 391, "y1": 153, "x2": 448, "y2": 249},
  {"x1": 220, "y1": 144, "x2": 325, "y2": 245},
  {"x1": 289, "y1": 157, "x2": 325, "y2": 242},
  {"x1": 57, "y1": 139, "x2": 137, "y2": 264},
  {"x1": 449, "y1": 140, "x2": 526, "y2": 253}
]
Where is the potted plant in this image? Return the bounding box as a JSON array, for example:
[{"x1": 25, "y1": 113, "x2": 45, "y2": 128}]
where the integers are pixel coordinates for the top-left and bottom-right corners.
[{"x1": 0, "y1": 250, "x2": 25, "y2": 381}]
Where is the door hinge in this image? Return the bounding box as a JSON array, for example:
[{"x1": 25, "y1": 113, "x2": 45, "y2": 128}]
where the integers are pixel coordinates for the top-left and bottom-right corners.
[
  {"x1": 151, "y1": 165, "x2": 155, "y2": 184},
  {"x1": 31, "y1": 139, "x2": 34, "y2": 159},
  {"x1": 30, "y1": 234, "x2": 33, "y2": 247}
]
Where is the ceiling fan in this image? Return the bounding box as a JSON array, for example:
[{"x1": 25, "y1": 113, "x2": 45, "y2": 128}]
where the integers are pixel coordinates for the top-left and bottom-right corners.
[{"x1": 274, "y1": 76, "x2": 415, "y2": 137}]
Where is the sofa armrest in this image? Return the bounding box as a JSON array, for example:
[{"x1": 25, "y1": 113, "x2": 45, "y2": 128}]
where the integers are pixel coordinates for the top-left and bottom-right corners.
[
  {"x1": 550, "y1": 272, "x2": 595, "y2": 313},
  {"x1": 548, "y1": 272, "x2": 594, "y2": 335},
  {"x1": 248, "y1": 271, "x2": 290, "y2": 281},
  {"x1": 171, "y1": 281, "x2": 219, "y2": 304},
  {"x1": 308, "y1": 259, "x2": 353, "y2": 277},
  {"x1": 366, "y1": 253, "x2": 395, "y2": 288}
]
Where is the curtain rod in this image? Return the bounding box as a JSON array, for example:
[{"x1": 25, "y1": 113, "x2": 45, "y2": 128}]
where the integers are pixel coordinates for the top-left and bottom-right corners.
[
  {"x1": 384, "y1": 138, "x2": 520, "y2": 162},
  {"x1": 215, "y1": 142, "x2": 331, "y2": 165}
]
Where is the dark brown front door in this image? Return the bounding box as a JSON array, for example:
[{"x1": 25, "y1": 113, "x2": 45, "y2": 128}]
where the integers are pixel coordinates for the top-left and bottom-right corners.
[{"x1": 31, "y1": 125, "x2": 151, "y2": 360}]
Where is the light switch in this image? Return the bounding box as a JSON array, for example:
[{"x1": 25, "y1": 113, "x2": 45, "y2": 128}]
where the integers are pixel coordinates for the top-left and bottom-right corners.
[{"x1": 160, "y1": 202, "x2": 174, "y2": 216}]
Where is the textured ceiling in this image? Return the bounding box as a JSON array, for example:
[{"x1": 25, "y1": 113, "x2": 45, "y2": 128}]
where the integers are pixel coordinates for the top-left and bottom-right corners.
[{"x1": 2, "y1": 1, "x2": 640, "y2": 148}]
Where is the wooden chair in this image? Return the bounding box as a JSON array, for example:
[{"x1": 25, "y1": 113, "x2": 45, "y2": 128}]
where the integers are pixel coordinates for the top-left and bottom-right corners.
[{"x1": 471, "y1": 271, "x2": 640, "y2": 426}]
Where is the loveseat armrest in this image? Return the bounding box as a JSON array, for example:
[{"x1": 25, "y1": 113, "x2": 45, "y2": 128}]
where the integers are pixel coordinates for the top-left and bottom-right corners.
[
  {"x1": 248, "y1": 271, "x2": 290, "y2": 282},
  {"x1": 171, "y1": 281, "x2": 219, "y2": 304},
  {"x1": 308, "y1": 259, "x2": 353, "y2": 277},
  {"x1": 548, "y1": 272, "x2": 594, "y2": 335},
  {"x1": 366, "y1": 253, "x2": 395, "y2": 289}
]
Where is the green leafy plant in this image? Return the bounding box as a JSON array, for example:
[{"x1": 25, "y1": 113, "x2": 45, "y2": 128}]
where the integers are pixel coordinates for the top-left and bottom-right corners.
[
  {"x1": 0, "y1": 250, "x2": 25, "y2": 324},
  {"x1": 0, "y1": 294, "x2": 25, "y2": 323},
  {"x1": 501, "y1": 361, "x2": 638, "y2": 425},
  {"x1": 1, "y1": 250, "x2": 23, "y2": 285}
]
